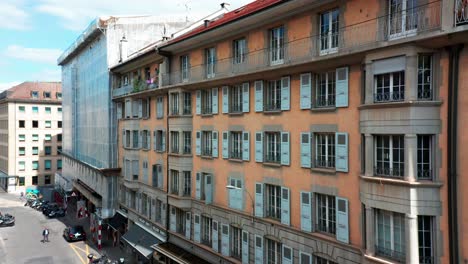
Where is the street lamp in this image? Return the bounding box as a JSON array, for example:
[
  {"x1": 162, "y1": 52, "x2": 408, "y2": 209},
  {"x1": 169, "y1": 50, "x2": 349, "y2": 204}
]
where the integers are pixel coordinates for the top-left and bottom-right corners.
[{"x1": 226, "y1": 185, "x2": 255, "y2": 223}]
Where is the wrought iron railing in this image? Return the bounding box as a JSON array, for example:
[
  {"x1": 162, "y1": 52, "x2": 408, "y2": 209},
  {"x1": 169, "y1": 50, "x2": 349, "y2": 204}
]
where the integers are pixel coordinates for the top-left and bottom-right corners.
[
  {"x1": 417, "y1": 168, "x2": 432, "y2": 180},
  {"x1": 264, "y1": 102, "x2": 281, "y2": 112},
  {"x1": 183, "y1": 107, "x2": 191, "y2": 115},
  {"x1": 315, "y1": 96, "x2": 336, "y2": 108},
  {"x1": 418, "y1": 88, "x2": 433, "y2": 100},
  {"x1": 265, "y1": 153, "x2": 280, "y2": 163},
  {"x1": 202, "y1": 148, "x2": 212, "y2": 156},
  {"x1": 375, "y1": 245, "x2": 406, "y2": 263},
  {"x1": 374, "y1": 91, "x2": 405, "y2": 103},
  {"x1": 201, "y1": 106, "x2": 213, "y2": 115},
  {"x1": 183, "y1": 146, "x2": 191, "y2": 154},
  {"x1": 315, "y1": 223, "x2": 336, "y2": 235},
  {"x1": 456, "y1": 0, "x2": 468, "y2": 25},
  {"x1": 374, "y1": 166, "x2": 405, "y2": 178},
  {"x1": 230, "y1": 104, "x2": 242, "y2": 113},
  {"x1": 230, "y1": 151, "x2": 242, "y2": 160},
  {"x1": 315, "y1": 159, "x2": 335, "y2": 169},
  {"x1": 419, "y1": 255, "x2": 434, "y2": 264}
]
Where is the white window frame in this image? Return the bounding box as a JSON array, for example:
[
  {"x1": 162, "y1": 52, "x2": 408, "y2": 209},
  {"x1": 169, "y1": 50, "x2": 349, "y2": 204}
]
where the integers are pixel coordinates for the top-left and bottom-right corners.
[
  {"x1": 374, "y1": 135, "x2": 405, "y2": 178},
  {"x1": 315, "y1": 133, "x2": 336, "y2": 169},
  {"x1": 264, "y1": 132, "x2": 281, "y2": 163},
  {"x1": 320, "y1": 9, "x2": 340, "y2": 55},
  {"x1": 265, "y1": 238, "x2": 282, "y2": 264},
  {"x1": 183, "y1": 92, "x2": 191, "y2": 114},
  {"x1": 375, "y1": 209, "x2": 406, "y2": 262},
  {"x1": 170, "y1": 131, "x2": 179, "y2": 154},
  {"x1": 388, "y1": 0, "x2": 418, "y2": 40},
  {"x1": 182, "y1": 171, "x2": 191, "y2": 196},
  {"x1": 233, "y1": 38, "x2": 247, "y2": 64},
  {"x1": 183, "y1": 131, "x2": 191, "y2": 154},
  {"x1": 265, "y1": 80, "x2": 281, "y2": 111},
  {"x1": 181, "y1": 55, "x2": 189, "y2": 82},
  {"x1": 265, "y1": 184, "x2": 281, "y2": 220},
  {"x1": 374, "y1": 71, "x2": 405, "y2": 103},
  {"x1": 316, "y1": 71, "x2": 336, "y2": 107},
  {"x1": 417, "y1": 54, "x2": 433, "y2": 100},
  {"x1": 205, "y1": 47, "x2": 216, "y2": 78},
  {"x1": 270, "y1": 26, "x2": 284, "y2": 65},
  {"x1": 316, "y1": 193, "x2": 336, "y2": 235},
  {"x1": 229, "y1": 131, "x2": 243, "y2": 160},
  {"x1": 170, "y1": 92, "x2": 180, "y2": 115}
]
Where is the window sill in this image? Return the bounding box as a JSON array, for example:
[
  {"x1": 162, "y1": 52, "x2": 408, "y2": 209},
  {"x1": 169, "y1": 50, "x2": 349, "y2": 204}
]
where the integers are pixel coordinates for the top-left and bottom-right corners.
[
  {"x1": 358, "y1": 100, "x2": 443, "y2": 110},
  {"x1": 124, "y1": 147, "x2": 142, "y2": 151},
  {"x1": 311, "y1": 167, "x2": 336, "y2": 175},
  {"x1": 154, "y1": 150, "x2": 165, "y2": 153},
  {"x1": 169, "y1": 114, "x2": 193, "y2": 118},
  {"x1": 201, "y1": 113, "x2": 214, "y2": 117},
  {"x1": 200, "y1": 155, "x2": 214, "y2": 160},
  {"x1": 310, "y1": 107, "x2": 336, "y2": 112},
  {"x1": 156, "y1": 117, "x2": 164, "y2": 120},
  {"x1": 262, "y1": 162, "x2": 281, "y2": 168},
  {"x1": 228, "y1": 111, "x2": 243, "y2": 116},
  {"x1": 168, "y1": 153, "x2": 192, "y2": 158},
  {"x1": 228, "y1": 158, "x2": 243, "y2": 163},
  {"x1": 142, "y1": 148, "x2": 151, "y2": 152},
  {"x1": 263, "y1": 109, "x2": 282, "y2": 115},
  {"x1": 360, "y1": 175, "x2": 442, "y2": 187}
]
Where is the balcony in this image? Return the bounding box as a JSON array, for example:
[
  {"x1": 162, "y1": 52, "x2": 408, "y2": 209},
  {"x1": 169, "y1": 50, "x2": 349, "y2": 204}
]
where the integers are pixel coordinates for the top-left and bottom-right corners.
[
  {"x1": 160, "y1": 1, "x2": 441, "y2": 87},
  {"x1": 265, "y1": 153, "x2": 280, "y2": 164},
  {"x1": 375, "y1": 245, "x2": 406, "y2": 263},
  {"x1": 374, "y1": 166, "x2": 404, "y2": 179},
  {"x1": 456, "y1": 0, "x2": 468, "y2": 26},
  {"x1": 112, "y1": 80, "x2": 159, "y2": 98},
  {"x1": 374, "y1": 91, "x2": 405, "y2": 103}
]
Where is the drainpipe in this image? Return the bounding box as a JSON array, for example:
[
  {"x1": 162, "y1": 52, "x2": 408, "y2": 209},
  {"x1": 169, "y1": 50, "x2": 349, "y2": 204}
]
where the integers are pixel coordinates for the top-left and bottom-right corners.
[{"x1": 446, "y1": 44, "x2": 463, "y2": 264}]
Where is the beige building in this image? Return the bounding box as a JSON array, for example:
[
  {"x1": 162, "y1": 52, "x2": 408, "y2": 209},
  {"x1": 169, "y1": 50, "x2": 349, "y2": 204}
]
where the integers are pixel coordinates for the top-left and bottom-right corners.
[{"x1": 0, "y1": 82, "x2": 62, "y2": 193}]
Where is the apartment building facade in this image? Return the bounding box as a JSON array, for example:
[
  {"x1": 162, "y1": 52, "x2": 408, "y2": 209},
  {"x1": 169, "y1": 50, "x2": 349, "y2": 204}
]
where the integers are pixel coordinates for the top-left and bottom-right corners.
[
  {"x1": 113, "y1": 0, "x2": 468, "y2": 263},
  {"x1": 0, "y1": 82, "x2": 62, "y2": 193}
]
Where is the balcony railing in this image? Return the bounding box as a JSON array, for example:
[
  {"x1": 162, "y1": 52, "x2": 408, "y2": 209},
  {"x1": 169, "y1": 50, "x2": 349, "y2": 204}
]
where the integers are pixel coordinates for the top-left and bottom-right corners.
[
  {"x1": 417, "y1": 168, "x2": 432, "y2": 180},
  {"x1": 201, "y1": 106, "x2": 213, "y2": 115},
  {"x1": 315, "y1": 159, "x2": 335, "y2": 169},
  {"x1": 315, "y1": 96, "x2": 336, "y2": 108},
  {"x1": 160, "y1": 1, "x2": 441, "y2": 87},
  {"x1": 456, "y1": 0, "x2": 468, "y2": 25},
  {"x1": 374, "y1": 166, "x2": 405, "y2": 178},
  {"x1": 375, "y1": 245, "x2": 406, "y2": 263},
  {"x1": 264, "y1": 102, "x2": 281, "y2": 112},
  {"x1": 374, "y1": 91, "x2": 405, "y2": 103},
  {"x1": 229, "y1": 151, "x2": 242, "y2": 160},
  {"x1": 112, "y1": 81, "x2": 160, "y2": 97},
  {"x1": 265, "y1": 153, "x2": 280, "y2": 163},
  {"x1": 315, "y1": 223, "x2": 336, "y2": 235},
  {"x1": 201, "y1": 148, "x2": 212, "y2": 157},
  {"x1": 418, "y1": 88, "x2": 433, "y2": 100},
  {"x1": 230, "y1": 104, "x2": 242, "y2": 113},
  {"x1": 419, "y1": 256, "x2": 434, "y2": 264}
]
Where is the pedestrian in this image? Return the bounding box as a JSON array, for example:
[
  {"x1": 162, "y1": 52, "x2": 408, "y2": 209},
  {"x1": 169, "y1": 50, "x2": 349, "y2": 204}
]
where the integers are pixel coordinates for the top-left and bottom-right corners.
[
  {"x1": 42, "y1": 228, "x2": 49, "y2": 242},
  {"x1": 42, "y1": 228, "x2": 46, "y2": 242}
]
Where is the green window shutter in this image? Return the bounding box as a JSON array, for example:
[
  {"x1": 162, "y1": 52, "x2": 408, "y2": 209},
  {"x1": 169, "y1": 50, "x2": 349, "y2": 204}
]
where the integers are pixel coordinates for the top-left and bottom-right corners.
[
  {"x1": 205, "y1": 174, "x2": 213, "y2": 204},
  {"x1": 194, "y1": 214, "x2": 201, "y2": 243}
]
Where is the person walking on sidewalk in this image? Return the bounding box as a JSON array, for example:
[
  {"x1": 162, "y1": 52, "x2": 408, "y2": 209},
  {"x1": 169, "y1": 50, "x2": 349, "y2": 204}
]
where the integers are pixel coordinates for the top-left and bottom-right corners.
[{"x1": 42, "y1": 228, "x2": 49, "y2": 242}]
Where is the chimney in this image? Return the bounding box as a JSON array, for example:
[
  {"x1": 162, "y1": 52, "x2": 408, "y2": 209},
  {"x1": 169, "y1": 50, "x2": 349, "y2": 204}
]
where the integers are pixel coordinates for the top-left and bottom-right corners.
[
  {"x1": 204, "y1": 20, "x2": 210, "y2": 28},
  {"x1": 119, "y1": 35, "x2": 128, "y2": 62},
  {"x1": 220, "y1": 2, "x2": 230, "y2": 9}
]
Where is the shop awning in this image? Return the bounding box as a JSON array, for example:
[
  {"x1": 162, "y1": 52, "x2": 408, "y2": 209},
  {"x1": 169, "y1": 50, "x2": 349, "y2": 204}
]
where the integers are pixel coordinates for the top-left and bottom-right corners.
[
  {"x1": 122, "y1": 224, "x2": 161, "y2": 259},
  {"x1": 108, "y1": 212, "x2": 127, "y2": 231},
  {"x1": 153, "y1": 242, "x2": 211, "y2": 264}
]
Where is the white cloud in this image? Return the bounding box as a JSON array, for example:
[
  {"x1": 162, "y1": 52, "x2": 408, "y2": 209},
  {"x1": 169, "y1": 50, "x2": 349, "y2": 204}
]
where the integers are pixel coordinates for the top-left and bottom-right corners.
[
  {"x1": 0, "y1": 81, "x2": 21, "y2": 92},
  {"x1": 0, "y1": 1, "x2": 30, "y2": 30},
  {"x1": 4, "y1": 45, "x2": 63, "y2": 64}
]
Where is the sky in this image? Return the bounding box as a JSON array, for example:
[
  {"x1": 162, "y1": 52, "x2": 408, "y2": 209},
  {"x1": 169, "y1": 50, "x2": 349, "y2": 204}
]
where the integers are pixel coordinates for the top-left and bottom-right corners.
[{"x1": 0, "y1": 0, "x2": 254, "y2": 91}]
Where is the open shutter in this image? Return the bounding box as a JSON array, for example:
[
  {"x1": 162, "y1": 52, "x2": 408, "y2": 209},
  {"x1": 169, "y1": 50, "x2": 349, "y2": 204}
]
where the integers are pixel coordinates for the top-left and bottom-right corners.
[
  {"x1": 212, "y1": 220, "x2": 219, "y2": 252},
  {"x1": 222, "y1": 132, "x2": 229, "y2": 158},
  {"x1": 336, "y1": 197, "x2": 349, "y2": 244},
  {"x1": 196, "y1": 90, "x2": 201, "y2": 115},
  {"x1": 153, "y1": 131, "x2": 156, "y2": 150},
  {"x1": 122, "y1": 129, "x2": 126, "y2": 147},
  {"x1": 212, "y1": 131, "x2": 218, "y2": 158},
  {"x1": 335, "y1": 132, "x2": 349, "y2": 172},
  {"x1": 299, "y1": 252, "x2": 312, "y2": 264},
  {"x1": 255, "y1": 132, "x2": 263, "y2": 162},
  {"x1": 205, "y1": 174, "x2": 213, "y2": 204},
  {"x1": 254, "y1": 81, "x2": 263, "y2": 112},
  {"x1": 116, "y1": 103, "x2": 122, "y2": 119},
  {"x1": 281, "y1": 132, "x2": 290, "y2": 166},
  {"x1": 170, "y1": 207, "x2": 176, "y2": 231},
  {"x1": 242, "y1": 231, "x2": 249, "y2": 264},
  {"x1": 255, "y1": 183, "x2": 264, "y2": 217},
  {"x1": 221, "y1": 224, "x2": 230, "y2": 256},
  {"x1": 281, "y1": 187, "x2": 290, "y2": 225},
  {"x1": 242, "y1": 82, "x2": 250, "y2": 113},
  {"x1": 146, "y1": 131, "x2": 150, "y2": 149},
  {"x1": 125, "y1": 99, "x2": 131, "y2": 118},
  {"x1": 242, "y1": 131, "x2": 250, "y2": 161},
  {"x1": 300, "y1": 73, "x2": 312, "y2": 109},
  {"x1": 254, "y1": 235, "x2": 264, "y2": 264},
  {"x1": 138, "y1": 131, "x2": 143, "y2": 149},
  {"x1": 194, "y1": 214, "x2": 201, "y2": 243},
  {"x1": 281, "y1": 76, "x2": 290, "y2": 110},
  {"x1": 212, "y1": 87, "x2": 218, "y2": 114},
  {"x1": 157, "y1": 165, "x2": 163, "y2": 188},
  {"x1": 282, "y1": 245, "x2": 293, "y2": 264},
  {"x1": 162, "y1": 130, "x2": 166, "y2": 151},
  {"x1": 336, "y1": 67, "x2": 349, "y2": 107},
  {"x1": 195, "y1": 131, "x2": 201, "y2": 155},
  {"x1": 301, "y1": 132, "x2": 311, "y2": 168},
  {"x1": 222, "y1": 86, "x2": 229, "y2": 113},
  {"x1": 138, "y1": 99, "x2": 143, "y2": 118},
  {"x1": 300, "y1": 191, "x2": 312, "y2": 232},
  {"x1": 185, "y1": 212, "x2": 191, "y2": 239},
  {"x1": 195, "y1": 172, "x2": 201, "y2": 199}
]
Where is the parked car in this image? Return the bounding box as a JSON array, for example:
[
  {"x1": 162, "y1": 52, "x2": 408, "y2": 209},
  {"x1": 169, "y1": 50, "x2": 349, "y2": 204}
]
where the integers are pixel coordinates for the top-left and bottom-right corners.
[
  {"x1": 42, "y1": 203, "x2": 59, "y2": 215},
  {"x1": 63, "y1": 225, "x2": 86, "y2": 242},
  {"x1": 47, "y1": 208, "x2": 65, "y2": 218},
  {"x1": 0, "y1": 214, "x2": 15, "y2": 227}
]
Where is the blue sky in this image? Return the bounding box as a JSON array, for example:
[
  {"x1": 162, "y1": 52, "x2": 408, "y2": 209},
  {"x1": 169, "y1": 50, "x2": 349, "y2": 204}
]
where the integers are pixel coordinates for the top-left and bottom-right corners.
[{"x1": 0, "y1": 0, "x2": 252, "y2": 91}]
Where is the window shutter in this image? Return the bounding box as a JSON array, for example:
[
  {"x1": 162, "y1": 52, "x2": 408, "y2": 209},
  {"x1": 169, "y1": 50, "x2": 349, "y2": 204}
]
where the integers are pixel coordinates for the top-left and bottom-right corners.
[
  {"x1": 194, "y1": 214, "x2": 201, "y2": 243},
  {"x1": 196, "y1": 90, "x2": 201, "y2": 115},
  {"x1": 300, "y1": 191, "x2": 312, "y2": 232},
  {"x1": 335, "y1": 67, "x2": 349, "y2": 107},
  {"x1": 222, "y1": 86, "x2": 229, "y2": 113},
  {"x1": 255, "y1": 183, "x2": 264, "y2": 217},
  {"x1": 281, "y1": 76, "x2": 290, "y2": 110},
  {"x1": 138, "y1": 99, "x2": 143, "y2": 118},
  {"x1": 162, "y1": 130, "x2": 166, "y2": 151},
  {"x1": 161, "y1": 203, "x2": 167, "y2": 227},
  {"x1": 138, "y1": 131, "x2": 143, "y2": 149},
  {"x1": 300, "y1": 73, "x2": 312, "y2": 109},
  {"x1": 195, "y1": 172, "x2": 201, "y2": 199},
  {"x1": 146, "y1": 98, "x2": 150, "y2": 118},
  {"x1": 125, "y1": 99, "x2": 131, "y2": 118},
  {"x1": 196, "y1": 131, "x2": 201, "y2": 155},
  {"x1": 221, "y1": 224, "x2": 230, "y2": 256},
  {"x1": 157, "y1": 165, "x2": 163, "y2": 188},
  {"x1": 335, "y1": 132, "x2": 349, "y2": 172},
  {"x1": 281, "y1": 132, "x2": 290, "y2": 166},
  {"x1": 254, "y1": 235, "x2": 263, "y2": 264},
  {"x1": 212, "y1": 220, "x2": 219, "y2": 252},
  {"x1": 242, "y1": 131, "x2": 250, "y2": 161},
  {"x1": 116, "y1": 103, "x2": 122, "y2": 119},
  {"x1": 299, "y1": 252, "x2": 312, "y2": 264},
  {"x1": 336, "y1": 196, "x2": 349, "y2": 244},
  {"x1": 146, "y1": 132, "x2": 150, "y2": 149},
  {"x1": 280, "y1": 187, "x2": 290, "y2": 226},
  {"x1": 255, "y1": 132, "x2": 263, "y2": 162},
  {"x1": 222, "y1": 131, "x2": 229, "y2": 158},
  {"x1": 185, "y1": 212, "x2": 191, "y2": 239},
  {"x1": 212, "y1": 87, "x2": 218, "y2": 114},
  {"x1": 300, "y1": 132, "x2": 311, "y2": 168},
  {"x1": 282, "y1": 245, "x2": 293, "y2": 264},
  {"x1": 205, "y1": 174, "x2": 213, "y2": 204},
  {"x1": 254, "y1": 80, "x2": 263, "y2": 112},
  {"x1": 122, "y1": 129, "x2": 126, "y2": 147},
  {"x1": 228, "y1": 178, "x2": 235, "y2": 208},
  {"x1": 170, "y1": 207, "x2": 176, "y2": 231},
  {"x1": 234, "y1": 179, "x2": 243, "y2": 210},
  {"x1": 242, "y1": 231, "x2": 249, "y2": 264},
  {"x1": 242, "y1": 82, "x2": 250, "y2": 113},
  {"x1": 212, "y1": 131, "x2": 218, "y2": 158},
  {"x1": 153, "y1": 131, "x2": 157, "y2": 150}
]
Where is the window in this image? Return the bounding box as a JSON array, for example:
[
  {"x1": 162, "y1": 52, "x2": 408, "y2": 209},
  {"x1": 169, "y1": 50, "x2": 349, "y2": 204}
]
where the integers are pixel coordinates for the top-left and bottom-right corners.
[
  {"x1": 170, "y1": 93, "x2": 179, "y2": 115},
  {"x1": 265, "y1": 132, "x2": 280, "y2": 163},
  {"x1": 19, "y1": 147, "x2": 25, "y2": 156},
  {"x1": 57, "y1": 159, "x2": 62, "y2": 169},
  {"x1": 375, "y1": 209, "x2": 406, "y2": 262},
  {"x1": 144, "y1": 67, "x2": 151, "y2": 83},
  {"x1": 18, "y1": 106, "x2": 25, "y2": 112},
  {"x1": 19, "y1": 120, "x2": 25, "y2": 128},
  {"x1": 32, "y1": 120, "x2": 38, "y2": 128},
  {"x1": 124, "y1": 130, "x2": 131, "y2": 148},
  {"x1": 229, "y1": 178, "x2": 243, "y2": 210},
  {"x1": 201, "y1": 215, "x2": 213, "y2": 246},
  {"x1": 417, "y1": 135, "x2": 433, "y2": 180},
  {"x1": 314, "y1": 256, "x2": 338, "y2": 264},
  {"x1": 43, "y1": 92, "x2": 51, "y2": 98},
  {"x1": 141, "y1": 98, "x2": 149, "y2": 118},
  {"x1": 201, "y1": 131, "x2": 212, "y2": 156},
  {"x1": 266, "y1": 238, "x2": 282, "y2": 264},
  {"x1": 229, "y1": 85, "x2": 243, "y2": 113},
  {"x1": 132, "y1": 160, "x2": 139, "y2": 181},
  {"x1": 57, "y1": 134, "x2": 62, "y2": 142},
  {"x1": 32, "y1": 134, "x2": 39, "y2": 141},
  {"x1": 32, "y1": 147, "x2": 39, "y2": 155},
  {"x1": 19, "y1": 134, "x2": 25, "y2": 141},
  {"x1": 132, "y1": 130, "x2": 139, "y2": 148},
  {"x1": 31, "y1": 91, "x2": 39, "y2": 98},
  {"x1": 32, "y1": 161, "x2": 39, "y2": 170},
  {"x1": 18, "y1": 161, "x2": 25, "y2": 171},
  {"x1": 56, "y1": 92, "x2": 62, "y2": 99},
  {"x1": 231, "y1": 226, "x2": 243, "y2": 260},
  {"x1": 32, "y1": 106, "x2": 39, "y2": 113},
  {"x1": 45, "y1": 107, "x2": 51, "y2": 114},
  {"x1": 58, "y1": 121, "x2": 62, "y2": 128},
  {"x1": 156, "y1": 97, "x2": 164, "y2": 118},
  {"x1": 132, "y1": 100, "x2": 139, "y2": 118},
  {"x1": 183, "y1": 171, "x2": 191, "y2": 196},
  {"x1": 205, "y1": 47, "x2": 216, "y2": 78},
  {"x1": 32, "y1": 176, "x2": 38, "y2": 185},
  {"x1": 418, "y1": 216, "x2": 434, "y2": 264},
  {"x1": 142, "y1": 130, "x2": 150, "y2": 150},
  {"x1": 315, "y1": 133, "x2": 335, "y2": 168},
  {"x1": 45, "y1": 160, "x2": 51, "y2": 170},
  {"x1": 374, "y1": 71, "x2": 405, "y2": 102},
  {"x1": 418, "y1": 55, "x2": 433, "y2": 100},
  {"x1": 316, "y1": 193, "x2": 336, "y2": 235},
  {"x1": 152, "y1": 164, "x2": 163, "y2": 188},
  {"x1": 265, "y1": 184, "x2": 281, "y2": 220},
  {"x1": 374, "y1": 135, "x2": 405, "y2": 178},
  {"x1": 45, "y1": 146, "x2": 51, "y2": 155},
  {"x1": 18, "y1": 177, "x2": 25, "y2": 186},
  {"x1": 155, "y1": 130, "x2": 164, "y2": 152},
  {"x1": 45, "y1": 134, "x2": 52, "y2": 141},
  {"x1": 320, "y1": 9, "x2": 339, "y2": 54},
  {"x1": 57, "y1": 146, "x2": 62, "y2": 154},
  {"x1": 201, "y1": 89, "x2": 213, "y2": 114},
  {"x1": 180, "y1": 55, "x2": 189, "y2": 82},
  {"x1": 265, "y1": 80, "x2": 281, "y2": 111},
  {"x1": 170, "y1": 131, "x2": 179, "y2": 153},
  {"x1": 233, "y1": 38, "x2": 247, "y2": 64},
  {"x1": 183, "y1": 92, "x2": 191, "y2": 114},
  {"x1": 155, "y1": 199, "x2": 163, "y2": 223},
  {"x1": 316, "y1": 71, "x2": 336, "y2": 107},
  {"x1": 183, "y1": 131, "x2": 191, "y2": 154},
  {"x1": 44, "y1": 175, "x2": 51, "y2": 184},
  {"x1": 141, "y1": 193, "x2": 148, "y2": 215},
  {"x1": 270, "y1": 26, "x2": 284, "y2": 65},
  {"x1": 175, "y1": 207, "x2": 186, "y2": 235},
  {"x1": 388, "y1": 0, "x2": 418, "y2": 39},
  {"x1": 170, "y1": 170, "x2": 179, "y2": 195},
  {"x1": 58, "y1": 107, "x2": 62, "y2": 113},
  {"x1": 230, "y1": 131, "x2": 243, "y2": 159},
  {"x1": 45, "y1": 121, "x2": 52, "y2": 128}
]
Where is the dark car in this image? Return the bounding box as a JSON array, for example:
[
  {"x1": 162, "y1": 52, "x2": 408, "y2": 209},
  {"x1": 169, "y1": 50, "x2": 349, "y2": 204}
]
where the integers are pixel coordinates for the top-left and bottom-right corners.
[
  {"x1": 0, "y1": 214, "x2": 15, "y2": 227},
  {"x1": 63, "y1": 225, "x2": 86, "y2": 242},
  {"x1": 47, "y1": 208, "x2": 66, "y2": 218},
  {"x1": 42, "y1": 204, "x2": 59, "y2": 215}
]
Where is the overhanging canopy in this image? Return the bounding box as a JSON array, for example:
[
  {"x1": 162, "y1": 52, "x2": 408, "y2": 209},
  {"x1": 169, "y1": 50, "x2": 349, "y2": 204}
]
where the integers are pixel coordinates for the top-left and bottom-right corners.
[{"x1": 122, "y1": 224, "x2": 161, "y2": 259}]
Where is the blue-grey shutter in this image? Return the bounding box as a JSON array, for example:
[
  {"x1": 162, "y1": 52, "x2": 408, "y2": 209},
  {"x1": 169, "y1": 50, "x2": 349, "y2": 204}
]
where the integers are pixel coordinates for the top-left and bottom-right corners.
[
  {"x1": 195, "y1": 172, "x2": 201, "y2": 199},
  {"x1": 242, "y1": 230, "x2": 249, "y2": 264},
  {"x1": 212, "y1": 87, "x2": 218, "y2": 114},
  {"x1": 117, "y1": 103, "x2": 122, "y2": 119},
  {"x1": 196, "y1": 90, "x2": 201, "y2": 114},
  {"x1": 194, "y1": 214, "x2": 201, "y2": 243},
  {"x1": 153, "y1": 131, "x2": 156, "y2": 150},
  {"x1": 212, "y1": 220, "x2": 219, "y2": 252},
  {"x1": 299, "y1": 252, "x2": 312, "y2": 264},
  {"x1": 228, "y1": 178, "x2": 235, "y2": 208},
  {"x1": 221, "y1": 224, "x2": 230, "y2": 256},
  {"x1": 255, "y1": 132, "x2": 263, "y2": 162},
  {"x1": 300, "y1": 191, "x2": 312, "y2": 232},
  {"x1": 242, "y1": 131, "x2": 250, "y2": 161},
  {"x1": 235, "y1": 179, "x2": 242, "y2": 210},
  {"x1": 138, "y1": 99, "x2": 143, "y2": 118},
  {"x1": 161, "y1": 203, "x2": 167, "y2": 227},
  {"x1": 242, "y1": 82, "x2": 250, "y2": 113},
  {"x1": 300, "y1": 73, "x2": 312, "y2": 109},
  {"x1": 280, "y1": 187, "x2": 290, "y2": 225},
  {"x1": 205, "y1": 174, "x2": 213, "y2": 204},
  {"x1": 336, "y1": 196, "x2": 349, "y2": 244},
  {"x1": 162, "y1": 130, "x2": 166, "y2": 151},
  {"x1": 157, "y1": 165, "x2": 163, "y2": 188},
  {"x1": 222, "y1": 131, "x2": 229, "y2": 159},
  {"x1": 195, "y1": 131, "x2": 201, "y2": 155},
  {"x1": 335, "y1": 67, "x2": 349, "y2": 107},
  {"x1": 301, "y1": 132, "x2": 311, "y2": 168},
  {"x1": 335, "y1": 132, "x2": 349, "y2": 172},
  {"x1": 185, "y1": 212, "x2": 191, "y2": 239},
  {"x1": 281, "y1": 132, "x2": 290, "y2": 166},
  {"x1": 122, "y1": 129, "x2": 126, "y2": 147},
  {"x1": 254, "y1": 235, "x2": 263, "y2": 264},
  {"x1": 282, "y1": 245, "x2": 293, "y2": 264},
  {"x1": 138, "y1": 131, "x2": 143, "y2": 149},
  {"x1": 255, "y1": 183, "x2": 264, "y2": 217},
  {"x1": 212, "y1": 131, "x2": 218, "y2": 158},
  {"x1": 254, "y1": 81, "x2": 263, "y2": 112},
  {"x1": 170, "y1": 207, "x2": 176, "y2": 231},
  {"x1": 281, "y1": 76, "x2": 290, "y2": 110},
  {"x1": 222, "y1": 86, "x2": 229, "y2": 113},
  {"x1": 146, "y1": 132, "x2": 151, "y2": 150}
]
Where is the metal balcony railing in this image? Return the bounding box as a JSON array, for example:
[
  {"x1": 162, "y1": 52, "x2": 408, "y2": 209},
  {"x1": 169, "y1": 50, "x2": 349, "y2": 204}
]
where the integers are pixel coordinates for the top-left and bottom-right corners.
[
  {"x1": 419, "y1": 256, "x2": 434, "y2": 264},
  {"x1": 375, "y1": 245, "x2": 406, "y2": 263},
  {"x1": 374, "y1": 166, "x2": 405, "y2": 178},
  {"x1": 417, "y1": 168, "x2": 432, "y2": 180},
  {"x1": 315, "y1": 223, "x2": 336, "y2": 235},
  {"x1": 201, "y1": 106, "x2": 213, "y2": 115},
  {"x1": 456, "y1": 0, "x2": 468, "y2": 25},
  {"x1": 229, "y1": 151, "x2": 242, "y2": 160},
  {"x1": 230, "y1": 104, "x2": 242, "y2": 113},
  {"x1": 265, "y1": 153, "x2": 280, "y2": 163},
  {"x1": 374, "y1": 91, "x2": 405, "y2": 103},
  {"x1": 315, "y1": 96, "x2": 336, "y2": 108},
  {"x1": 315, "y1": 159, "x2": 335, "y2": 169},
  {"x1": 202, "y1": 148, "x2": 212, "y2": 156},
  {"x1": 418, "y1": 88, "x2": 433, "y2": 100},
  {"x1": 264, "y1": 102, "x2": 281, "y2": 112}
]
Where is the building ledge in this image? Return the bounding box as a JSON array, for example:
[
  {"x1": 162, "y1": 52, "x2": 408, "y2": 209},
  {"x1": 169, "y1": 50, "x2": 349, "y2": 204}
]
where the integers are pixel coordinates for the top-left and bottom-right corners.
[
  {"x1": 310, "y1": 107, "x2": 336, "y2": 113},
  {"x1": 311, "y1": 167, "x2": 336, "y2": 175},
  {"x1": 360, "y1": 175, "x2": 443, "y2": 187},
  {"x1": 363, "y1": 253, "x2": 398, "y2": 264},
  {"x1": 358, "y1": 100, "x2": 443, "y2": 110}
]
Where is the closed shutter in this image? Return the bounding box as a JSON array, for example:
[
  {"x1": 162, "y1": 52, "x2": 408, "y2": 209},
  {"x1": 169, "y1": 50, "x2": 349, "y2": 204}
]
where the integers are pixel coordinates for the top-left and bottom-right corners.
[
  {"x1": 281, "y1": 187, "x2": 290, "y2": 226},
  {"x1": 282, "y1": 245, "x2": 293, "y2": 264},
  {"x1": 161, "y1": 203, "x2": 167, "y2": 227},
  {"x1": 212, "y1": 87, "x2": 218, "y2": 114},
  {"x1": 222, "y1": 131, "x2": 229, "y2": 158},
  {"x1": 212, "y1": 131, "x2": 218, "y2": 158},
  {"x1": 281, "y1": 132, "x2": 290, "y2": 166},
  {"x1": 336, "y1": 196, "x2": 349, "y2": 244},
  {"x1": 196, "y1": 90, "x2": 201, "y2": 115},
  {"x1": 254, "y1": 81, "x2": 263, "y2": 112},
  {"x1": 228, "y1": 178, "x2": 235, "y2": 208},
  {"x1": 195, "y1": 172, "x2": 201, "y2": 199},
  {"x1": 146, "y1": 131, "x2": 150, "y2": 149},
  {"x1": 335, "y1": 67, "x2": 349, "y2": 107},
  {"x1": 162, "y1": 130, "x2": 166, "y2": 151},
  {"x1": 195, "y1": 131, "x2": 201, "y2": 155},
  {"x1": 212, "y1": 220, "x2": 219, "y2": 252},
  {"x1": 300, "y1": 132, "x2": 311, "y2": 168},
  {"x1": 125, "y1": 99, "x2": 131, "y2": 118},
  {"x1": 242, "y1": 82, "x2": 250, "y2": 113},
  {"x1": 194, "y1": 214, "x2": 201, "y2": 243},
  {"x1": 116, "y1": 102, "x2": 122, "y2": 119},
  {"x1": 138, "y1": 99, "x2": 143, "y2": 118},
  {"x1": 157, "y1": 165, "x2": 163, "y2": 188},
  {"x1": 185, "y1": 212, "x2": 191, "y2": 239},
  {"x1": 138, "y1": 131, "x2": 143, "y2": 149},
  {"x1": 205, "y1": 174, "x2": 213, "y2": 204},
  {"x1": 242, "y1": 131, "x2": 250, "y2": 161},
  {"x1": 255, "y1": 132, "x2": 263, "y2": 162},
  {"x1": 254, "y1": 235, "x2": 263, "y2": 264},
  {"x1": 242, "y1": 231, "x2": 249, "y2": 264},
  {"x1": 300, "y1": 191, "x2": 312, "y2": 232},
  {"x1": 221, "y1": 224, "x2": 230, "y2": 256},
  {"x1": 300, "y1": 73, "x2": 312, "y2": 109},
  {"x1": 255, "y1": 183, "x2": 264, "y2": 217},
  {"x1": 299, "y1": 252, "x2": 312, "y2": 264},
  {"x1": 170, "y1": 207, "x2": 176, "y2": 231},
  {"x1": 122, "y1": 129, "x2": 126, "y2": 147},
  {"x1": 281, "y1": 76, "x2": 290, "y2": 110},
  {"x1": 153, "y1": 131, "x2": 157, "y2": 150},
  {"x1": 222, "y1": 86, "x2": 229, "y2": 113},
  {"x1": 335, "y1": 132, "x2": 349, "y2": 172}
]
